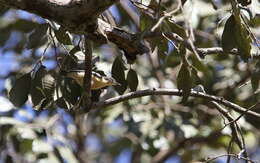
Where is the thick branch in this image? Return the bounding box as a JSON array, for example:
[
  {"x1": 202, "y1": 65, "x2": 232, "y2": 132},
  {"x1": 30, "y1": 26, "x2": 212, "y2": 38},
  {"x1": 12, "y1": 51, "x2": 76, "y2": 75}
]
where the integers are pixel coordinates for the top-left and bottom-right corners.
[
  {"x1": 1, "y1": 0, "x2": 148, "y2": 59},
  {"x1": 1, "y1": 0, "x2": 119, "y2": 33},
  {"x1": 92, "y1": 88, "x2": 260, "y2": 119}
]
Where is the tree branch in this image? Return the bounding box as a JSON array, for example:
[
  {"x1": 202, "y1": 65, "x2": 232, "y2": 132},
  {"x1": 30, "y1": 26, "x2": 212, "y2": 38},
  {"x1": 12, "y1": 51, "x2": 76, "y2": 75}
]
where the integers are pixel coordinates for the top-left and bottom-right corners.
[
  {"x1": 211, "y1": 102, "x2": 250, "y2": 161},
  {"x1": 1, "y1": 0, "x2": 149, "y2": 60},
  {"x1": 1, "y1": 0, "x2": 119, "y2": 33},
  {"x1": 91, "y1": 88, "x2": 260, "y2": 119},
  {"x1": 145, "y1": 32, "x2": 260, "y2": 58},
  {"x1": 83, "y1": 37, "x2": 92, "y2": 110}
]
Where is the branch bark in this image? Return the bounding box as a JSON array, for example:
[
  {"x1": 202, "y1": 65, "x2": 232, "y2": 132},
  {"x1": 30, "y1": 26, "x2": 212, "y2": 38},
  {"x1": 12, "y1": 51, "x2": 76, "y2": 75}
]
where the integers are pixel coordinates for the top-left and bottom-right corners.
[
  {"x1": 1, "y1": 0, "x2": 119, "y2": 33},
  {"x1": 145, "y1": 32, "x2": 260, "y2": 58},
  {"x1": 212, "y1": 102, "x2": 250, "y2": 162},
  {"x1": 91, "y1": 88, "x2": 260, "y2": 119},
  {"x1": 1, "y1": 0, "x2": 149, "y2": 60},
  {"x1": 83, "y1": 37, "x2": 92, "y2": 110}
]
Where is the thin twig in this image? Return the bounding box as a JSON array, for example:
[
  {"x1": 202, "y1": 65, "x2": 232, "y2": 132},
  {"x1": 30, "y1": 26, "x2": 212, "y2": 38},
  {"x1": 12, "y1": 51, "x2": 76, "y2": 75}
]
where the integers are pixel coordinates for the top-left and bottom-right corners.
[
  {"x1": 211, "y1": 102, "x2": 249, "y2": 160},
  {"x1": 91, "y1": 88, "x2": 260, "y2": 119},
  {"x1": 150, "y1": 0, "x2": 181, "y2": 32},
  {"x1": 222, "y1": 102, "x2": 260, "y2": 129},
  {"x1": 144, "y1": 32, "x2": 260, "y2": 58},
  {"x1": 204, "y1": 153, "x2": 256, "y2": 163}
]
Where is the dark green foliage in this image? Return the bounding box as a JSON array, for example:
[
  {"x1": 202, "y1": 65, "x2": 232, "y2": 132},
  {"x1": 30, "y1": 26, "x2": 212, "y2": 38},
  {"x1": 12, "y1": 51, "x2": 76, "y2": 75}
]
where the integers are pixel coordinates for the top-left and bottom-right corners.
[
  {"x1": 112, "y1": 55, "x2": 128, "y2": 94},
  {"x1": 30, "y1": 65, "x2": 55, "y2": 110},
  {"x1": 27, "y1": 23, "x2": 49, "y2": 49},
  {"x1": 127, "y1": 69, "x2": 138, "y2": 91},
  {"x1": 221, "y1": 15, "x2": 252, "y2": 61},
  {"x1": 177, "y1": 58, "x2": 192, "y2": 103},
  {"x1": 54, "y1": 27, "x2": 72, "y2": 45},
  {"x1": 9, "y1": 73, "x2": 31, "y2": 107},
  {"x1": 1, "y1": 0, "x2": 260, "y2": 162}
]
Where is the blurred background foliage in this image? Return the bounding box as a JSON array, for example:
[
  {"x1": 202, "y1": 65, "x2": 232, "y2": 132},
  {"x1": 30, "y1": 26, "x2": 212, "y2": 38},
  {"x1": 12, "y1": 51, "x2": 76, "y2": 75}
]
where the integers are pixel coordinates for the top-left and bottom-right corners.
[{"x1": 0, "y1": 0, "x2": 260, "y2": 162}]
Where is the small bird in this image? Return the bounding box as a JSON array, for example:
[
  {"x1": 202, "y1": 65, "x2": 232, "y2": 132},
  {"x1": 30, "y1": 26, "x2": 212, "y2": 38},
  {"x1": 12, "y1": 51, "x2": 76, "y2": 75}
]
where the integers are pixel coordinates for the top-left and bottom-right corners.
[{"x1": 62, "y1": 70, "x2": 119, "y2": 90}]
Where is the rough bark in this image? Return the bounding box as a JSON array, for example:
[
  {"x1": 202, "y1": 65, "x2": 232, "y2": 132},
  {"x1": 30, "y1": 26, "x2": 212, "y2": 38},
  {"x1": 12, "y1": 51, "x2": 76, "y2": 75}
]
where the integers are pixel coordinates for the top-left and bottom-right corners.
[{"x1": 1, "y1": 0, "x2": 119, "y2": 33}]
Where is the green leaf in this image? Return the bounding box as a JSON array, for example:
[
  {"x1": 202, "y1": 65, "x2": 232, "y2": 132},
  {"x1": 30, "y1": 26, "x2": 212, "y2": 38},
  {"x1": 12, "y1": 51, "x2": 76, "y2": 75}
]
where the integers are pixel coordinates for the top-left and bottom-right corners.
[
  {"x1": 234, "y1": 20, "x2": 252, "y2": 61},
  {"x1": 112, "y1": 55, "x2": 127, "y2": 94},
  {"x1": 30, "y1": 66, "x2": 55, "y2": 110},
  {"x1": 150, "y1": 39, "x2": 168, "y2": 61},
  {"x1": 60, "y1": 77, "x2": 82, "y2": 106},
  {"x1": 30, "y1": 66, "x2": 46, "y2": 105},
  {"x1": 140, "y1": 12, "x2": 154, "y2": 31},
  {"x1": 127, "y1": 69, "x2": 138, "y2": 91},
  {"x1": 222, "y1": 15, "x2": 252, "y2": 61},
  {"x1": 177, "y1": 59, "x2": 192, "y2": 103},
  {"x1": 164, "y1": 49, "x2": 181, "y2": 68},
  {"x1": 164, "y1": 20, "x2": 187, "y2": 39},
  {"x1": 190, "y1": 55, "x2": 208, "y2": 75},
  {"x1": 221, "y1": 15, "x2": 237, "y2": 53},
  {"x1": 9, "y1": 73, "x2": 31, "y2": 107},
  {"x1": 27, "y1": 23, "x2": 49, "y2": 49},
  {"x1": 54, "y1": 27, "x2": 72, "y2": 45}
]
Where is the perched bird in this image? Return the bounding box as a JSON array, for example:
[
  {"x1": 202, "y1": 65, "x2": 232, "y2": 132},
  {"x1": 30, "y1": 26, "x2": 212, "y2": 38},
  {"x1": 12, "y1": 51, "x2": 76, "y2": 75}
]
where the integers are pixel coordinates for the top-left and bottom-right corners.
[{"x1": 62, "y1": 70, "x2": 119, "y2": 90}]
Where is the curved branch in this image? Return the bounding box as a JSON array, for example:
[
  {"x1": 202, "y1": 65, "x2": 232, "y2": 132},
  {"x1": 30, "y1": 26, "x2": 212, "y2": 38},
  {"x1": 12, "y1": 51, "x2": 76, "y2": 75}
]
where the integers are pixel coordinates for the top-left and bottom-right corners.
[{"x1": 92, "y1": 88, "x2": 260, "y2": 118}]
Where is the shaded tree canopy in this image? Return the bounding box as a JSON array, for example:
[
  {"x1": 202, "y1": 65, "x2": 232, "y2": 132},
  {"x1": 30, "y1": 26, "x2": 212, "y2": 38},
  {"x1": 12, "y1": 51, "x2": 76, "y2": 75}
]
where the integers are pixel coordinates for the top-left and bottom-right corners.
[{"x1": 0, "y1": 0, "x2": 260, "y2": 162}]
